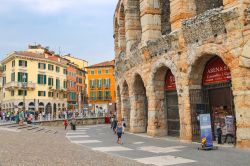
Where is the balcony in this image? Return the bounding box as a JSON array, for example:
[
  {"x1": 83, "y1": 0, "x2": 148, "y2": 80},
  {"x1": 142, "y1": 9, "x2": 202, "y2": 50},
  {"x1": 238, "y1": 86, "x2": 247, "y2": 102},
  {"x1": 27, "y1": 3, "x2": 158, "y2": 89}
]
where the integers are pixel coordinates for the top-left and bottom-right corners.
[
  {"x1": 4, "y1": 81, "x2": 36, "y2": 91},
  {"x1": 49, "y1": 86, "x2": 67, "y2": 92},
  {"x1": 88, "y1": 97, "x2": 112, "y2": 101}
]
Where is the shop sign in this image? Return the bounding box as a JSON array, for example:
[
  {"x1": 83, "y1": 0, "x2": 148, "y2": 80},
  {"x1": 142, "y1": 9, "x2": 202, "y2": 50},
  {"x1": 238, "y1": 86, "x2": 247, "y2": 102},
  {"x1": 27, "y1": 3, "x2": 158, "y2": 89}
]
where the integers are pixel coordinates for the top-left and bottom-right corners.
[
  {"x1": 165, "y1": 70, "x2": 176, "y2": 90},
  {"x1": 203, "y1": 57, "x2": 231, "y2": 85},
  {"x1": 199, "y1": 114, "x2": 213, "y2": 148}
]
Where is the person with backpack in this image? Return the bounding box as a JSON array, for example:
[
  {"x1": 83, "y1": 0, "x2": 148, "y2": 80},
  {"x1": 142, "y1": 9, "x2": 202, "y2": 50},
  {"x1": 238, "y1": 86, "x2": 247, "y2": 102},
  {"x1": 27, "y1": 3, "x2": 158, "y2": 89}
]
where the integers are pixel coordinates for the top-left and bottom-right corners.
[{"x1": 116, "y1": 122, "x2": 123, "y2": 144}]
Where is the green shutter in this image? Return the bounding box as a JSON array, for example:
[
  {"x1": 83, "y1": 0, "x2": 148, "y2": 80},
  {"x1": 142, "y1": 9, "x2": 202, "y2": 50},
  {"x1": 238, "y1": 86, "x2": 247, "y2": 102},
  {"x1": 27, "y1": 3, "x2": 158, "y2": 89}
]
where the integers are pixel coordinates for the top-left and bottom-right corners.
[
  {"x1": 44, "y1": 75, "x2": 46, "y2": 84},
  {"x1": 38, "y1": 75, "x2": 40, "y2": 84},
  {"x1": 38, "y1": 63, "x2": 40, "y2": 68},
  {"x1": 25, "y1": 61, "x2": 27, "y2": 67}
]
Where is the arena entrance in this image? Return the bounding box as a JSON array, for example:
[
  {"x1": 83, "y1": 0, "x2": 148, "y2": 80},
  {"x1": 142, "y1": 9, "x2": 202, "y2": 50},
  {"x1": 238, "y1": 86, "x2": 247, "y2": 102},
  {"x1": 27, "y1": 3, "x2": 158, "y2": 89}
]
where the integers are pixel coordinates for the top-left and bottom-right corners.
[
  {"x1": 164, "y1": 70, "x2": 180, "y2": 137},
  {"x1": 190, "y1": 56, "x2": 236, "y2": 144}
]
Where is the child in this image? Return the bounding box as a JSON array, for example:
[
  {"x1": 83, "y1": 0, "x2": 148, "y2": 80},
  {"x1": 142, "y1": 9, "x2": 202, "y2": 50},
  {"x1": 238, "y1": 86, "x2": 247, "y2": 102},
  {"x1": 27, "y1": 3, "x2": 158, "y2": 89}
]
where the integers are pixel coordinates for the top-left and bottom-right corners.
[
  {"x1": 64, "y1": 119, "x2": 68, "y2": 130},
  {"x1": 116, "y1": 122, "x2": 123, "y2": 144}
]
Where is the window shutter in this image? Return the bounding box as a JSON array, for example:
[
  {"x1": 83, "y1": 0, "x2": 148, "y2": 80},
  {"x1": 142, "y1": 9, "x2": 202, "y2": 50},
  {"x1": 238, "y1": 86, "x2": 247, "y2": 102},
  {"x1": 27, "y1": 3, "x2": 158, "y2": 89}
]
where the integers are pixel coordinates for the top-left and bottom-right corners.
[
  {"x1": 25, "y1": 61, "x2": 27, "y2": 67},
  {"x1": 19, "y1": 60, "x2": 22, "y2": 66},
  {"x1": 38, "y1": 63, "x2": 40, "y2": 68},
  {"x1": 25, "y1": 73, "x2": 28, "y2": 82},
  {"x1": 44, "y1": 75, "x2": 47, "y2": 84}
]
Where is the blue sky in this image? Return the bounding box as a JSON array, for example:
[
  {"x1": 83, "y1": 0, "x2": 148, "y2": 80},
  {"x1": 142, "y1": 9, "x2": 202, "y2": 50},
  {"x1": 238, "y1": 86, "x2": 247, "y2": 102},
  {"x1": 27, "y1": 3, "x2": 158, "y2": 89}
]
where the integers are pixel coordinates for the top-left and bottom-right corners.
[{"x1": 0, "y1": 0, "x2": 117, "y2": 65}]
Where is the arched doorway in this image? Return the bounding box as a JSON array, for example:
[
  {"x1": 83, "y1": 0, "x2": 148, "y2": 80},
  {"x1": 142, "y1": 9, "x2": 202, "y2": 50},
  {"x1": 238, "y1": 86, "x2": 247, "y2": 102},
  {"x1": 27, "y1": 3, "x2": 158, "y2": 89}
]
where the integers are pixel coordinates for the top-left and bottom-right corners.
[
  {"x1": 28, "y1": 102, "x2": 35, "y2": 113},
  {"x1": 121, "y1": 81, "x2": 131, "y2": 130},
  {"x1": 46, "y1": 103, "x2": 52, "y2": 115},
  {"x1": 133, "y1": 74, "x2": 148, "y2": 133},
  {"x1": 165, "y1": 70, "x2": 180, "y2": 137},
  {"x1": 190, "y1": 56, "x2": 236, "y2": 144},
  {"x1": 38, "y1": 102, "x2": 44, "y2": 113}
]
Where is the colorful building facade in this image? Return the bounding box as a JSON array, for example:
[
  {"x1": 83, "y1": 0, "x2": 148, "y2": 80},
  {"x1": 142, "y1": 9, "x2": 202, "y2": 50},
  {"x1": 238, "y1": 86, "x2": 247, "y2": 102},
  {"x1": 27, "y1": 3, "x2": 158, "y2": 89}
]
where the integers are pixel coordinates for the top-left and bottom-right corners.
[
  {"x1": 86, "y1": 60, "x2": 116, "y2": 114},
  {"x1": 1, "y1": 45, "x2": 68, "y2": 118}
]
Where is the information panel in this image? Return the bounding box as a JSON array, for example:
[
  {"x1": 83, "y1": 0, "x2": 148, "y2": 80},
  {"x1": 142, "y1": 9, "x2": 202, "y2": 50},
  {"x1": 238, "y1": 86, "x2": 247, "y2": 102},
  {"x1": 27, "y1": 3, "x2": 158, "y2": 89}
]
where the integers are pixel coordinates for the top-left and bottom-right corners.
[{"x1": 199, "y1": 114, "x2": 213, "y2": 148}]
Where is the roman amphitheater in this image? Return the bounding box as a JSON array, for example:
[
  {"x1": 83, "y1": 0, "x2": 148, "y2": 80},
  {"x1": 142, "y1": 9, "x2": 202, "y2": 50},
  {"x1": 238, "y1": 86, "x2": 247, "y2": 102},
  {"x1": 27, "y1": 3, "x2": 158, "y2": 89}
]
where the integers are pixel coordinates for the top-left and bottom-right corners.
[{"x1": 113, "y1": 0, "x2": 250, "y2": 148}]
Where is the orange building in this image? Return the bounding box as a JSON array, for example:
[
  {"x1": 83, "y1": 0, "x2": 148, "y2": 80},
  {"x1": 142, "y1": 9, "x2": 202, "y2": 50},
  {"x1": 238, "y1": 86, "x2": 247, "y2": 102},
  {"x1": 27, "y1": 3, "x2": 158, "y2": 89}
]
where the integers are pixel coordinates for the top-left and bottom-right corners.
[{"x1": 86, "y1": 60, "x2": 116, "y2": 114}]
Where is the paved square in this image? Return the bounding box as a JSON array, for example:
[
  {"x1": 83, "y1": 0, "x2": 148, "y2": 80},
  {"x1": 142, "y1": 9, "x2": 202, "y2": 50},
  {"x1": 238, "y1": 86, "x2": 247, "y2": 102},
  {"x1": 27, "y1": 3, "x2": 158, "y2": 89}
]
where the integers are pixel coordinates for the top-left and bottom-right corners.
[
  {"x1": 138, "y1": 146, "x2": 186, "y2": 154},
  {"x1": 135, "y1": 155, "x2": 196, "y2": 166},
  {"x1": 71, "y1": 140, "x2": 102, "y2": 144},
  {"x1": 66, "y1": 135, "x2": 90, "y2": 138},
  {"x1": 92, "y1": 146, "x2": 133, "y2": 152}
]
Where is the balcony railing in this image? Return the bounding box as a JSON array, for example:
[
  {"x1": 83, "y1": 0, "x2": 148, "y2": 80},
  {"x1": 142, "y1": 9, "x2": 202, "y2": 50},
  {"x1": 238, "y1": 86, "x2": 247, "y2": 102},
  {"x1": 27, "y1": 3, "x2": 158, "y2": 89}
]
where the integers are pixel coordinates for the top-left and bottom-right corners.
[
  {"x1": 88, "y1": 97, "x2": 112, "y2": 101},
  {"x1": 4, "y1": 81, "x2": 36, "y2": 91}
]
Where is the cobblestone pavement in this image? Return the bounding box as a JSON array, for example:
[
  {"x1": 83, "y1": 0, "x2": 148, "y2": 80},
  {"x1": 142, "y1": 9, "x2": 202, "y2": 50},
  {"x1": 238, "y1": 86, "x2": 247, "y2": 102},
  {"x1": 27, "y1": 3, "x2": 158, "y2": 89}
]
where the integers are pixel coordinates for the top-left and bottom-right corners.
[
  {"x1": 66, "y1": 125, "x2": 250, "y2": 166},
  {"x1": 0, "y1": 125, "x2": 144, "y2": 166}
]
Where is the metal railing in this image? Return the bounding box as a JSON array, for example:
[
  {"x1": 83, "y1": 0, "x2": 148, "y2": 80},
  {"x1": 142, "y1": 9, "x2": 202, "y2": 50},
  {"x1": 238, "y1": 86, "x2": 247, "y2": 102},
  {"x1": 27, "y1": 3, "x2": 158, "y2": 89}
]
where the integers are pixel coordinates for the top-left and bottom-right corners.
[{"x1": 4, "y1": 81, "x2": 36, "y2": 90}]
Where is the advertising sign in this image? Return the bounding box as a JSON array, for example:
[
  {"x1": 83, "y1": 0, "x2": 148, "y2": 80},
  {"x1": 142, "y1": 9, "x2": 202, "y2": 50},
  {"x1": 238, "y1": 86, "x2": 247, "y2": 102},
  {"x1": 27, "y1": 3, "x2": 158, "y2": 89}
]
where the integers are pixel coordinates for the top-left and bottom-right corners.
[
  {"x1": 225, "y1": 116, "x2": 235, "y2": 135},
  {"x1": 165, "y1": 70, "x2": 176, "y2": 90},
  {"x1": 199, "y1": 114, "x2": 213, "y2": 148},
  {"x1": 203, "y1": 57, "x2": 231, "y2": 85}
]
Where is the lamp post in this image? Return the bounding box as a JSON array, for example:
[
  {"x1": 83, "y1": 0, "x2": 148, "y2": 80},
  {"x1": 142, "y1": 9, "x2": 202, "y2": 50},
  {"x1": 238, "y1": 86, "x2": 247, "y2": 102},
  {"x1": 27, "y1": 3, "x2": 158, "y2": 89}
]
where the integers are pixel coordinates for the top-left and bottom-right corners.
[{"x1": 22, "y1": 74, "x2": 26, "y2": 112}]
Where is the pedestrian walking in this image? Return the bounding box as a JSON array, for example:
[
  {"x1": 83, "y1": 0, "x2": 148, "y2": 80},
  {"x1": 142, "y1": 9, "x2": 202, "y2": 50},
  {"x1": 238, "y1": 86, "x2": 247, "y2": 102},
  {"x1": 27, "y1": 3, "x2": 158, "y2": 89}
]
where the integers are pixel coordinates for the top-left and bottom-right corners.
[
  {"x1": 110, "y1": 115, "x2": 114, "y2": 129},
  {"x1": 64, "y1": 119, "x2": 68, "y2": 130},
  {"x1": 116, "y1": 122, "x2": 123, "y2": 144},
  {"x1": 122, "y1": 118, "x2": 126, "y2": 134},
  {"x1": 71, "y1": 118, "x2": 77, "y2": 130},
  {"x1": 113, "y1": 119, "x2": 117, "y2": 134},
  {"x1": 19, "y1": 110, "x2": 24, "y2": 125}
]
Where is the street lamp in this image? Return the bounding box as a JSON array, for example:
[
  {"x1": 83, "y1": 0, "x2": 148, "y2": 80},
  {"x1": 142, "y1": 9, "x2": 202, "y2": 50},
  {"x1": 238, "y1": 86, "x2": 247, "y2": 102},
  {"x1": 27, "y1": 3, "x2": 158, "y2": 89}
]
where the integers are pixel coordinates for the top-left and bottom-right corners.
[{"x1": 22, "y1": 74, "x2": 26, "y2": 112}]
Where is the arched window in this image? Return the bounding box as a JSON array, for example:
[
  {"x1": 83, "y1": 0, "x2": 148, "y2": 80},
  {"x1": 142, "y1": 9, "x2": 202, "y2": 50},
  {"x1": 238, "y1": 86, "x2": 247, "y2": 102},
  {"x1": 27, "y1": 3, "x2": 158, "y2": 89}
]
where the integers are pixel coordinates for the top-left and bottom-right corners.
[
  {"x1": 160, "y1": 0, "x2": 171, "y2": 35},
  {"x1": 195, "y1": 0, "x2": 223, "y2": 15}
]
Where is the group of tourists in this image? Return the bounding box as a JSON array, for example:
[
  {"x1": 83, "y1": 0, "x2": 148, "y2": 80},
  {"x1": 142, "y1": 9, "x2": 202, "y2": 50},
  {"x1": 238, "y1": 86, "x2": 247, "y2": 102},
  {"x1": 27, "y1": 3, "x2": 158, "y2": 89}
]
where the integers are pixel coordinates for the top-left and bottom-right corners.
[
  {"x1": 63, "y1": 118, "x2": 77, "y2": 131},
  {"x1": 110, "y1": 115, "x2": 126, "y2": 144},
  {"x1": 0, "y1": 110, "x2": 34, "y2": 125}
]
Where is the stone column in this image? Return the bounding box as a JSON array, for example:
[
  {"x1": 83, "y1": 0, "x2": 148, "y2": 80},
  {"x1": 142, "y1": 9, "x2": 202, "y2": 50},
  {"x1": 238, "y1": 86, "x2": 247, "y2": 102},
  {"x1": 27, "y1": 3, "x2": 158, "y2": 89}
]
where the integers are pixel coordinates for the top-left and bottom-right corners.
[
  {"x1": 118, "y1": 5, "x2": 126, "y2": 51},
  {"x1": 231, "y1": 67, "x2": 250, "y2": 148},
  {"x1": 170, "y1": 0, "x2": 196, "y2": 31},
  {"x1": 125, "y1": 0, "x2": 142, "y2": 53},
  {"x1": 121, "y1": 94, "x2": 131, "y2": 129},
  {"x1": 140, "y1": 0, "x2": 162, "y2": 43}
]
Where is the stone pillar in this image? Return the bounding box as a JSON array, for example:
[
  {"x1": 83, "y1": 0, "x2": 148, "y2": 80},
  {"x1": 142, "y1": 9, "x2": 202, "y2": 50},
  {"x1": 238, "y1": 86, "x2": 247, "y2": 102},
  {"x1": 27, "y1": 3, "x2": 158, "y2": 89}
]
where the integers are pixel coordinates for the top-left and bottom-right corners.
[
  {"x1": 121, "y1": 94, "x2": 131, "y2": 129},
  {"x1": 125, "y1": 0, "x2": 142, "y2": 53},
  {"x1": 147, "y1": 92, "x2": 167, "y2": 137},
  {"x1": 231, "y1": 67, "x2": 250, "y2": 148},
  {"x1": 140, "y1": 0, "x2": 162, "y2": 43},
  {"x1": 170, "y1": 0, "x2": 196, "y2": 31},
  {"x1": 118, "y1": 5, "x2": 126, "y2": 51}
]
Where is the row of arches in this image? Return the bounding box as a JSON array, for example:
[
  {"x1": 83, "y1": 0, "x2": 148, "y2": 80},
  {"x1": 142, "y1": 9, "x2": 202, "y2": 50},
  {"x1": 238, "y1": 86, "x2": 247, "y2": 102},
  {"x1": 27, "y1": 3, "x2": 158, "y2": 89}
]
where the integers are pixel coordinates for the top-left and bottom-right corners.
[
  {"x1": 116, "y1": 55, "x2": 237, "y2": 143},
  {"x1": 114, "y1": 0, "x2": 224, "y2": 55}
]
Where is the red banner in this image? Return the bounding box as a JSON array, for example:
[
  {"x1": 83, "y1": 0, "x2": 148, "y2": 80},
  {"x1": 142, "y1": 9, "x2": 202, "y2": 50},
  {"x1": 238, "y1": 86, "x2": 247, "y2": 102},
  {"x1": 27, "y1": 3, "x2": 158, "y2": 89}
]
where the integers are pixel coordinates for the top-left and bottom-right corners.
[
  {"x1": 203, "y1": 57, "x2": 231, "y2": 85},
  {"x1": 165, "y1": 70, "x2": 176, "y2": 90}
]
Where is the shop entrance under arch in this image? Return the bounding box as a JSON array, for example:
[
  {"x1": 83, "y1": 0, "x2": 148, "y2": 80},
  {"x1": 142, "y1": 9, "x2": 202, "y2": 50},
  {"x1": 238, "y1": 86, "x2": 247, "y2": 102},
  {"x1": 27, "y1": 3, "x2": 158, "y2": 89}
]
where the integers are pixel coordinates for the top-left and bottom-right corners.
[
  {"x1": 190, "y1": 56, "x2": 236, "y2": 144},
  {"x1": 164, "y1": 70, "x2": 180, "y2": 137}
]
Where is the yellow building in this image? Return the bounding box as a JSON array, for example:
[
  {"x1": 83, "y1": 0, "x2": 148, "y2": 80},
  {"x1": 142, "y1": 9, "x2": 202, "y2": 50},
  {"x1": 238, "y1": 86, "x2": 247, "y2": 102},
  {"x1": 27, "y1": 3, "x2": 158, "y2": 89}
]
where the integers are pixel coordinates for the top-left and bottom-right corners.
[
  {"x1": 63, "y1": 54, "x2": 88, "y2": 70},
  {"x1": 1, "y1": 45, "x2": 68, "y2": 118},
  {"x1": 86, "y1": 60, "x2": 116, "y2": 114}
]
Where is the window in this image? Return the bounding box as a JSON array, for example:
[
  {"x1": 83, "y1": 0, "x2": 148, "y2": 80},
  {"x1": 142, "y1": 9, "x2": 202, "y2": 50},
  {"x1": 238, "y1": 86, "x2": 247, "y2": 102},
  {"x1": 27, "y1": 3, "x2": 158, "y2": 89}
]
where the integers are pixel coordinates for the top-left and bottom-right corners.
[
  {"x1": 12, "y1": 60, "x2": 15, "y2": 67},
  {"x1": 105, "y1": 69, "x2": 109, "y2": 74},
  {"x1": 3, "y1": 65, "x2": 6, "y2": 71},
  {"x1": 104, "y1": 91, "x2": 111, "y2": 99},
  {"x1": 98, "y1": 91, "x2": 102, "y2": 99},
  {"x1": 18, "y1": 90, "x2": 27, "y2": 96},
  {"x1": 63, "y1": 68, "x2": 67, "y2": 75},
  {"x1": 48, "y1": 64, "x2": 54, "y2": 71},
  {"x1": 98, "y1": 69, "x2": 102, "y2": 74},
  {"x1": 38, "y1": 91, "x2": 46, "y2": 97},
  {"x1": 37, "y1": 74, "x2": 46, "y2": 84},
  {"x1": 11, "y1": 91, "x2": 14, "y2": 96},
  {"x1": 63, "y1": 80, "x2": 67, "y2": 89},
  {"x1": 98, "y1": 79, "x2": 102, "y2": 88},
  {"x1": 19, "y1": 60, "x2": 27, "y2": 67},
  {"x1": 105, "y1": 78, "x2": 110, "y2": 88},
  {"x1": 56, "y1": 66, "x2": 60, "y2": 73},
  {"x1": 38, "y1": 63, "x2": 46, "y2": 69},
  {"x1": 69, "y1": 92, "x2": 76, "y2": 100},
  {"x1": 48, "y1": 92, "x2": 54, "y2": 97},
  {"x1": 56, "y1": 79, "x2": 60, "y2": 89},
  {"x1": 48, "y1": 78, "x2": 54, "y2": 86},
  {"x1": 91, "y1": 70, "x2": 94, "y2": 75},
  {"x1": 63, "y1": 94, "x2": 67, "y2": 98},
  {"x1": 18, "y1": 72, "x2": 28, "y2": 82},
  {"x1": 11, "y1": 73, "x2": 15, "y2": 82}
]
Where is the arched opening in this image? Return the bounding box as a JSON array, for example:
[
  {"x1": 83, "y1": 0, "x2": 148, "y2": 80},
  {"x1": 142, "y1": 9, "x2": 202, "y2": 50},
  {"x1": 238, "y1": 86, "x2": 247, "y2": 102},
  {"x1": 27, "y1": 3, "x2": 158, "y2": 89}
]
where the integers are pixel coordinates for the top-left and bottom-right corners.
[
  {"x1": 195, "y1": 0, "x2": 223, "y2": 15},
  {"x1": 118, "y1": 4, "x2": 126, "y2": 51},
  {"x1": 160, "y1": 0, "x2": 171, "y2": 35},
  {"x1": 133, "y1": 74, "x2": 148, "y2": 133},
  {"x1": 18, "y1": 102, "x2": 24, "y2": 110},
  {"x1": 190, "y1": 56, "x2": 236, "y2": 145},
  {"x1": 153, "y1": 66, "x2": 180, "y2": 137},
  {"x1": 28, "y1": 102, "x2": 35, "y2": 112},
  {"x1": 38, "y1": 102, "x2": 44, "y2": 113},
  {"x1": 53, "y1": 103, "x2": 57, "y2": 119},
  {"x1": 45, "y1": 103, "x2": 52, "y2": 116},
  {"x1": 121, "y1": 81, "x2": 131, "y2": 130}
]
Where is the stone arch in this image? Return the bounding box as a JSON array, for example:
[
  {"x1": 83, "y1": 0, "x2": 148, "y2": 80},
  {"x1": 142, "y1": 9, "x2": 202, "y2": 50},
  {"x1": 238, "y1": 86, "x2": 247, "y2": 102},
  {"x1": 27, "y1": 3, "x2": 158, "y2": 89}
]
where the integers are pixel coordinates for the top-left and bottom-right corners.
[
  {"x1": 130, "y1": 73, "x2": 148, "y2": 133},
  {"x1": 160, "y1": 0, "x2": 171, "y2": 35},
  {"x1": 195, "y1": 0, "x2": 223, "y2": 15},
  {"x1": 188, "y1": 53, "x2": 237, "y2": 143},
  {"x1": 121, "y1": 80, "x2": 131, "y2": 130},
  {"x1": 28, "y1": 102, "x2": 35, "y2": 111},
  {"x1": 118, "y1": 3, "x2": 126, "y2": 51}
]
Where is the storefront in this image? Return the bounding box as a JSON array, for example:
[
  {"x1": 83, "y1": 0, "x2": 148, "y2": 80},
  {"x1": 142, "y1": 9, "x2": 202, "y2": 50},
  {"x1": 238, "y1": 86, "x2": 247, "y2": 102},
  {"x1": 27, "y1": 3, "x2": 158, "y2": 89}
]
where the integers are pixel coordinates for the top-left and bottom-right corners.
[
  {"x1": 165, "y1": 70, "x2": 180, "y2": 137},
  {"x1": 191, "y1": 56, "x2": 236, "y2": 144}
]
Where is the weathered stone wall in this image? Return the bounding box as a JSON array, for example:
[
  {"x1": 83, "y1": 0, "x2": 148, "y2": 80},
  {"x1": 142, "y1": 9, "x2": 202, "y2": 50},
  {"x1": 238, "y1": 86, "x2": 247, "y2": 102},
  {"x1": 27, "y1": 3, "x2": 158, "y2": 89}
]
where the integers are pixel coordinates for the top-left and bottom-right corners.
[
  {"x1": 195, "y1": 0, "x2": 223, "y2": 15},
  {"x1": 114, "y1": 0, "x2": 250, "y2": 148}
]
